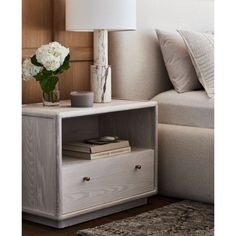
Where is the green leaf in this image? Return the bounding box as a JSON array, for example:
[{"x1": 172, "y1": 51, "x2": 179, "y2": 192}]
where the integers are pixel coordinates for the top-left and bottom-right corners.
[
  {"x1": 31, "y1": 55, "x2": 43, "y2": 67},
  {"x1": 34, "y1": 73, "x2": 44, "y2": 81},
  {"x1": 42, "y1": 68, "x2": 53, "y2": 77},
  {"x1": 54, "y1": 66, "x2": 63, "y2": 75},
  {"x1": 65, "y1": 54, "x2": 70, "y2": 61},
  {"x1": 40, "y1": 76, "x2": 59, "y2": 93}
]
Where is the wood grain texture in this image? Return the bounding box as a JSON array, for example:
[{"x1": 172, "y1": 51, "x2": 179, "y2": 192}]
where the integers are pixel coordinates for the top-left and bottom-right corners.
[
  {"x1": 53, "y1": 0, "x2": 93, "y2": 103},
  {"x1": 99, "y1": 108, "x2": 156, "y2": 149},
  {"x1": 53, "y1": 0, "x2": 93, "y2": 49},
  {"x1": 62, "y1": 149, "x2": 154, "y2": 214},
  {"x1": 22, "y1": 62, "x2": 92, "y2": 104},
  {"x1": 22, "y1": 0, "x2": 53, "y2": 48},
  {"x1": 62, "y1": 115, "x2": 99, "y2": 144},
  {"x1": 22, "y1": 48, "x2": 93, "y2": 61},
  {"x1": 22, "y1": 0, "x2": 53, "y2": 104},
  {"x1": 22, "y1": 101, "x2": 158, "y2": 227},
  {"x1": 99, "y1": 107, "x2": 158, "y2": 192},
  {"x1": 22, "y1": 0, "x2": 93, "y2": 104},
  {"x1": 56, "y1": 117, "x2": 63, "y2": 216},
  {"x1": 70, "y1": 48, "x2": 93, "y2": 62},
  {"x1": 22, "y1": 116, "x2": 57, "y2": 216},
  {"x1": 58, "y1": 62, "x2": 92, "y2": 100},
  {"x1": 22, "y1": 196, "x2": 179, "y2": 235},
  {"x1": 23, "y1": 198, "x2": 148, "y2": 228},
  {"x1": 22, "y1": 80, "x2": 42, "y2": 104},
  {"x1": 22, "y1": 100, "x2": 157, "y2": 119}
]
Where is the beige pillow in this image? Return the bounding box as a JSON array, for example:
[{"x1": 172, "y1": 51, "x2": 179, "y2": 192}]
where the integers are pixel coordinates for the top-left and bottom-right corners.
[
  {"x1": 156, "y1": 30, "x2": 202, "y2": 93},
  {"x1": 178, "y1": 30, "x2": 214, "y2": 98}
]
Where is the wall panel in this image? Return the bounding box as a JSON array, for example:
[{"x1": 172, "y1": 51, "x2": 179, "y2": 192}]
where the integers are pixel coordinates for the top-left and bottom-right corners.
[
  {"x1": 22, "y1": 0, "x2": 53, "y2": 49},
  {"x1": 53, "y1": 0, "x2": 93, "y2": 49},
  {"x1": 22, "y1": 0, "x2": 93, "y2": 104},
  {"x1": 59, "y1": 62, "x2": 92, "y2": 100},
  {"x1": 22, "y1": 80, "x2": 42, "y2": 104}
]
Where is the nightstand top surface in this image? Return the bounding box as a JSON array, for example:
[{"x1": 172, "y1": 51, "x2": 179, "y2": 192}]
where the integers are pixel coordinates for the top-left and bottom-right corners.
[{"x1": 22, "y1": 99, "x2": 157, "y2": 118}]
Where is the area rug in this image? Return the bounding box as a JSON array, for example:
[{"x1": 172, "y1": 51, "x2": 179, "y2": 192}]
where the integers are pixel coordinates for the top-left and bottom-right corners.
[{"x1": 77, "y1": 200, "x2": 214, "y2": 236}]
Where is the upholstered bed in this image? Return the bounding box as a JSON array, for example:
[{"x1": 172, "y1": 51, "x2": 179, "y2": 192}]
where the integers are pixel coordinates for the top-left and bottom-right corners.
[
  {"x1": 153, "y1": 90, "x2": 214, "y2": 203},
  {"x1": 109, "y1": 0, "x2": 214, "y2": 203}
]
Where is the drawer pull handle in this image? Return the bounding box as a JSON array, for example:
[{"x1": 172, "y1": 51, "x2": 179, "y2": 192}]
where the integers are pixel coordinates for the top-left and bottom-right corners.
[
  {"x1": 135, "y1": 165, "x2": 142, "y2": 170},
  {"x1": 83, "y1": 177, "x2": 91, "y2": 182}
]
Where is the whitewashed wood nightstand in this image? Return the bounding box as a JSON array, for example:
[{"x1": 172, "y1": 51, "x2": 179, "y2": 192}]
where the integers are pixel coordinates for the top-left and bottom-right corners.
[{"x1": 22, "y1": 99, "x2": 158, "y2": 228}]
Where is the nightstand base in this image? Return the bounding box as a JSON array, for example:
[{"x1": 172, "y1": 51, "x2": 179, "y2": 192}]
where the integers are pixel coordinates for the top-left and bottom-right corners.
[{"x1": 23, "y1": 198, "x2": 148, "y2": 229}]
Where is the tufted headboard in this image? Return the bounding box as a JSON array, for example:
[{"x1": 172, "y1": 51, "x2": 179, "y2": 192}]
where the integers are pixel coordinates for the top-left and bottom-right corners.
[{"x1": 109, "y1": 0, "x2": 214, "y2": 100}]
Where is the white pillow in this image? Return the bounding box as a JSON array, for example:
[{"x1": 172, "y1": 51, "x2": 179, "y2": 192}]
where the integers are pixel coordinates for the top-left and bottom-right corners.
[
  {"x1": 178, "y1": 30, "x2": 214, "y2": 98},
  {"x1": 156, "y1": 30, "x2": 202, "y2": 93}
]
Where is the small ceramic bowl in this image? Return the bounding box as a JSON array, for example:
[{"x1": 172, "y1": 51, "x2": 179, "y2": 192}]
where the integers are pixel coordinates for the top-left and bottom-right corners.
[{"x1": 70, "y1": 91, "x2": 94, "y2": 107}]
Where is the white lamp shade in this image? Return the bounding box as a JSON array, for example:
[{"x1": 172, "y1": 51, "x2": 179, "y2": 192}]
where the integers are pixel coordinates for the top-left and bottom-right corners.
[{"x1": 66, "y1": 0, "x2": 136, "y2": 31}]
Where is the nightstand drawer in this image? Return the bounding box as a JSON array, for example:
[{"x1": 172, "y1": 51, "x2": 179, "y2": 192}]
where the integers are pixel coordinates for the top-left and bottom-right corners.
[{"x1": 62, "y1": 149, "x2": 155, "y2": 214}]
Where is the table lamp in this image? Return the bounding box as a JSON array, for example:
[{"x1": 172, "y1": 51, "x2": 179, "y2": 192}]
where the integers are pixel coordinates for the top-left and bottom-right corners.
[{"x1": 66, "y1": 0, "x2": 136, "y2": 103}]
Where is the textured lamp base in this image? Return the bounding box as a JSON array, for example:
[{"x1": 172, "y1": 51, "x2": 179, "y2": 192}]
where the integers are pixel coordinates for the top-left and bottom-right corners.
[
  {"x1": 91, "y1": 29, "x2": 111, "y2": 103},
  {"x1": 91, "y1": 65, "x2": 111, "y2": 103}
]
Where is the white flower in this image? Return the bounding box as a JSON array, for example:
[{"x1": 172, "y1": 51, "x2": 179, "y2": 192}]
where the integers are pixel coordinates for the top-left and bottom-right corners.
[
  {"x1": 41, "y1": 53, "x2": 61, "y2": 72},
  {"x1": 22, "y1": 58, "x2": 42, "y2": 81},
  {"x1": 36, "y1": 42, "x2": 70, "y2": 71},
  {"x1": 49, "y1": 42, "x2": 70, "y2": 65}
]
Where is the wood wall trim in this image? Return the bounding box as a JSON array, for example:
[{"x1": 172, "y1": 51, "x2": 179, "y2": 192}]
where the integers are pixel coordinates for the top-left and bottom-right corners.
[
  {"x1": 23, "y1": 48, "x2": 93, "y2": 62},
  {"x1": 70, "y1": 48, "x2": 93, "y2": 62}
]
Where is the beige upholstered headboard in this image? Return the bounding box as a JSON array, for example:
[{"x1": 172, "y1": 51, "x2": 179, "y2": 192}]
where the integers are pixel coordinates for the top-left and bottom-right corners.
[{"x1": 109, "y1": 0, "x2": 214, "y2": 100}]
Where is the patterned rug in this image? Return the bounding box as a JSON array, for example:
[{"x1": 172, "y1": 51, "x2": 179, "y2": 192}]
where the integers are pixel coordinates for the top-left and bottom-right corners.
[{"x1": 77, "y1": 200, "x2": 214, "y2": 236}]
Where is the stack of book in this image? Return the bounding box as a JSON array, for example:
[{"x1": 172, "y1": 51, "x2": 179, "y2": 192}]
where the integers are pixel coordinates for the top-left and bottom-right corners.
[{"x1": 62, "y1": 140, "x2": 131, "y2": 160}]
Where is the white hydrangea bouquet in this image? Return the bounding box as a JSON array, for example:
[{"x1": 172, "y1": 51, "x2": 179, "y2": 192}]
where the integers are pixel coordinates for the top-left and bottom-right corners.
[{"x1": 22, "y1": 42, "x2": 70, "y2": 106}]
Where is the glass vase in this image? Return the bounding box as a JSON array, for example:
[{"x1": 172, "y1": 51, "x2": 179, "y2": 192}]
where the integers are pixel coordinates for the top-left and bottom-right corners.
[{"x1": 42, "y1": 85, "x2": 60, "y2": 106}]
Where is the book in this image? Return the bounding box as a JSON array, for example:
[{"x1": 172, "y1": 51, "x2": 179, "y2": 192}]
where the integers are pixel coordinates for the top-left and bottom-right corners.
[
  {"x1": 62, "y1": 146, "x2": 131, "y2": 160},
  {"x1": 62, "y1": 140, "x2": 130, "y2": 154}
]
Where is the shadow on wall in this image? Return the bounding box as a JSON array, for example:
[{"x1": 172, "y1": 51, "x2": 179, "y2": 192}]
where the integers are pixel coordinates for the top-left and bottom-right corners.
[{"x1": 109, "y1": 0, "x2": 214, "y2": 100}]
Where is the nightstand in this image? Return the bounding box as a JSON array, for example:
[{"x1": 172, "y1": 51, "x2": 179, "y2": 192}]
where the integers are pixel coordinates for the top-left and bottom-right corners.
[{"x1": 22, "y1": 99, "x2": 158, "y2": 228}]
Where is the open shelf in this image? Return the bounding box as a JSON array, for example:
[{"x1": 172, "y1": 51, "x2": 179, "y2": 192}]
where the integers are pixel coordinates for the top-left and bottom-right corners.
[{"x1": 61, "y1": 108, "x2": 156, "y2": 168}]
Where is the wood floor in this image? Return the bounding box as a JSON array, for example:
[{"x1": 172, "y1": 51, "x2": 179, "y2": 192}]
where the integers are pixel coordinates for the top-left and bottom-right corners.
[{"x1": 22, "y1": 195, "x2": 179, "y2": 236}]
